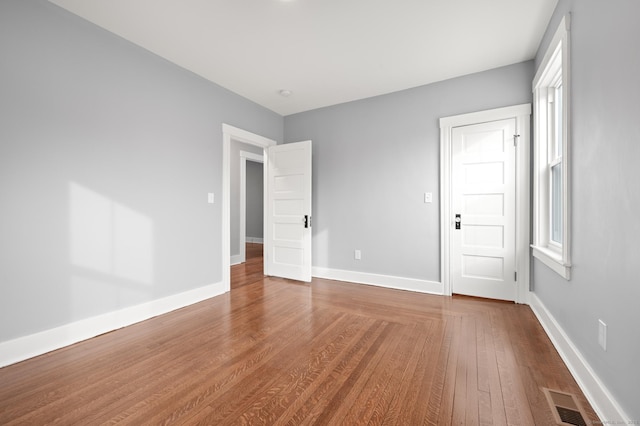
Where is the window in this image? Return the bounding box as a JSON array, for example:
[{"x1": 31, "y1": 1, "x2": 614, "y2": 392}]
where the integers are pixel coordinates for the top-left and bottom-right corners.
[{"x1": 532, "y1": 15, "x2": 571, "y2": 279}]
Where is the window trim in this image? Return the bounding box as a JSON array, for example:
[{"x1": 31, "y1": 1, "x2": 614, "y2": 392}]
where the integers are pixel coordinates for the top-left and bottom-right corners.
[{"x1": 532, "y1": 14, "x2": 571, "y2": 279}]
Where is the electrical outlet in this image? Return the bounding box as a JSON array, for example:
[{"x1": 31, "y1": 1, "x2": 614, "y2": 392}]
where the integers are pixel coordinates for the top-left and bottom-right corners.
[
  {"x1": 354, "y1": 249, "x2": 361, "y2": 260},
  {"x1": 598, "y1": 319, "x2": 607, "y2": 351},
  {"x1": 424, "y1": 192, "x2": 433, "y2": 203},
  {"x1": 208, "y1": 193, "x2": 215, "y2": 204}
]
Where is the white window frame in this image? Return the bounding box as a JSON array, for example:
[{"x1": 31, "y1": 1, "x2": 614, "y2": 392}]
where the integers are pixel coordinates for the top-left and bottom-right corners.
[{"x1": 532, "y1": 14, "x2": 571, "y2": 279}]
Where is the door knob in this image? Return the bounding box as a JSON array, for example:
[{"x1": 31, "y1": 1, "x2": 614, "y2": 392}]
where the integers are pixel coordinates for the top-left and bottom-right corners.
[{"x1": 455, "y1": 214, "x2": 461, "y2": 230}]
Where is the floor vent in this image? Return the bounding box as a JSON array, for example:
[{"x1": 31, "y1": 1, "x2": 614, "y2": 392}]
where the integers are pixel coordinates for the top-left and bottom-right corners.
[{"x1": 542, "y1": 388, "x2": 589, "y2": 426}]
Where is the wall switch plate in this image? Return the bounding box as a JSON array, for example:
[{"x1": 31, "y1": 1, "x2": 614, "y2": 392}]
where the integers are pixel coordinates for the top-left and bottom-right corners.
[
  {"x1": 354, "y1": 249, "x2": 361, "y2": 260},
  {"x1": 208, "y1": 193, "x2": 215, "y2": 204},
  {"x1": 598, "y1": 319, "x2": 607, "y2": 351},
  {"x1": 424, "y1": 192, "x2": 433, "y2": 203}
]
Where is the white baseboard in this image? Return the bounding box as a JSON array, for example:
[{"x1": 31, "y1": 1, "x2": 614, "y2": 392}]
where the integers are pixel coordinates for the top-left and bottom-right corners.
[
  {"x1": 528, "y1": 292, "x2": 629, "y2": 423},
  {"x1": 246, "y1": 237, "x2": 263, "y2": 244},
  {"x1": 230, "y1": 254, "x2": 242, "y2": 265},
  {"x1": 312, "y1": 267, "x2": 443, "y2": 295},
  {"x1": 0, "y1": 282, "x2": 225, "y2": 368}
]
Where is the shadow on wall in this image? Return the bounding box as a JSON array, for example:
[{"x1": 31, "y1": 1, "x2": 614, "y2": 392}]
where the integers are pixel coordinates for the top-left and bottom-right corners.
[{"x1": 69, "y1": 182, "x2": 154, "y2": 314}]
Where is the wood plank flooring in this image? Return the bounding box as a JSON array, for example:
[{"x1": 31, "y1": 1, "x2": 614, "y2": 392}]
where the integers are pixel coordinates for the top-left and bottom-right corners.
[{"x1": 0, "y1": 243, "x2": 599, "y2": 425}]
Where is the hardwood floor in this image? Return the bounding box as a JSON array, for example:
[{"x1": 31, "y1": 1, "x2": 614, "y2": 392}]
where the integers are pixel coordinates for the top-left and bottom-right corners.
[
  {"x1": 0, "y1": 243, "x2": 598, "y2": 425},
  {"x1": 231, "y1": 242, "x2": 264, "y2": 290}
]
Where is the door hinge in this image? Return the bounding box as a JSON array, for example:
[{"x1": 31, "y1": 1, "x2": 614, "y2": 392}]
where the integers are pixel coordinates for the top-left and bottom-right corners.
[
  {"x1": 513, "y1": 134, "x2": 521, "y2": 146},
  {"x1": 514, "y1": 271, "x2": 518, "y2": 281}
]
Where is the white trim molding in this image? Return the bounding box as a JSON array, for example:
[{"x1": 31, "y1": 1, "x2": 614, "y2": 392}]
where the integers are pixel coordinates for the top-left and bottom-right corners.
[
  {"x1": 0, "y1": 282, "x2": 224, "y2": 368},
  {"x1": 312, "y1": 267, "x2": 443, "y2": 295},
  {"x1": 529, "y1": 292, "x2": 630, "y2": 423},
  {"x1": 222, "y1": 124, "x2": 276, "y2": 292},
  {"x1": 440, "y1": 104, "x2": 531, "y2": 303},
  {"x1": 531, "y1": 245, "x2": 570, "y2": 278}
]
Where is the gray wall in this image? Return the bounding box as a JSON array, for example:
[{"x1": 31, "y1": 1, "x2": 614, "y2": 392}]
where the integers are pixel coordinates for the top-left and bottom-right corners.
[
  {"x1": 246, "y1": 161, "x2": 264, "y2": 240},
  {"x1": 532, "y1": 0, "x2": 640, "y2": 419},
  {"x1": 229, "y1": 141, "x2": 263, "y2": 258},
  {"x1": 0, "y1": 0, "x2": 282, "y2": 342},
  {"x1": 284, "y1": 62, "x2": 534, "y2": 281}
]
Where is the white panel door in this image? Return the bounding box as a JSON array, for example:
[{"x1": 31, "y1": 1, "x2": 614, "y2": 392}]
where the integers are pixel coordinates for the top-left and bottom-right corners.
[
  {"x1": 451, "y1": 119, "x2": 517, "y2": 301},
  {"x1": 266, "y1": 141, "x2": 312, "y2": 282}
]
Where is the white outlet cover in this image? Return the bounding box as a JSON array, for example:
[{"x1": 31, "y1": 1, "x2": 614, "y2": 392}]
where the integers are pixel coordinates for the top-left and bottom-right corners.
[
  {"x1": 424, "y1": 192, "x2": 433, "y2": 203},
  {"x1": 208, "y1": 193, "x2": 215, "y2": 204}
]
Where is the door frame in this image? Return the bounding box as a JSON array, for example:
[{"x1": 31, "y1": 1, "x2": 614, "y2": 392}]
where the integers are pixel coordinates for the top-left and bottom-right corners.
[
  {"x1": 439, "y1": 104, "x2": 531, "y2": 303},
  {"x1": 222, "y1": 124, "x2": 276, "y2": 292},
  {"x1": 239, "y1": 151, "x2": 264, "y2": 264}
]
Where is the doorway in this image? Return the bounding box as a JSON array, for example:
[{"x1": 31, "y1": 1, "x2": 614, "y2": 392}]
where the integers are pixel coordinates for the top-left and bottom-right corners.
[
  {"x1": 238, "y1": 151, "x2": 264, "y2": 265},
  {"x1": 221, "y1": 124, "x2": 313, "y2": 291},
  {"x1": 440, "y1": 104, "x2": 531, "y2": 303},
  {"x1": 222, "y1": 124, "x2": 276, "y2": 293}
]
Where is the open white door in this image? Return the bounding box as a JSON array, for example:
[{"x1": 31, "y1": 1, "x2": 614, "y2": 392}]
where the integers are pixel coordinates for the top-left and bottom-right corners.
[{"x1": 265, "y1": 141, "x2": 312, "y2": 282}]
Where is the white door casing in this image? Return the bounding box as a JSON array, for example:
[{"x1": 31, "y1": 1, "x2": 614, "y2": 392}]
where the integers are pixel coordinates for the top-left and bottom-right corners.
[
  {"x1": 451, "y1": 119, "x2": 517, "y2": 301},
  {"x1": 440, "y1": 104, "x2": 531, "y2": 303},
  {"x1": 265, "y1": 141, "x2": 312, "y2": 282},
  {"x1": 222, "y1": 124, "x2": 276, "y2": 292}
]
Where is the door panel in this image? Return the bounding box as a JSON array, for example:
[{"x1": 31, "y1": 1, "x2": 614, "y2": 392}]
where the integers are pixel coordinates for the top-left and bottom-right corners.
[
  {"x1": 452, "y1": 119, "x2": 516, "y2": 301},
  {"x1": 266, "y1": 141, "x2": 312, "y2": 282}
]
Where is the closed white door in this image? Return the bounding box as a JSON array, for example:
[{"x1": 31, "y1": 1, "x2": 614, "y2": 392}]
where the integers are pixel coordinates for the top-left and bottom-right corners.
[
  {"x1": 265, "y1": 141, "x2": 312, "y2": 282},
  {"x1": 451, "y1": 119, "x2": 517, "y2": 301}
]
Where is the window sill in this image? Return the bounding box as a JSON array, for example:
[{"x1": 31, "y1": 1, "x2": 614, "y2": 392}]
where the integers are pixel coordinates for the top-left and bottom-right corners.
[{"x1": 531, "y1": 245, "x2": 571, "y2": 280}]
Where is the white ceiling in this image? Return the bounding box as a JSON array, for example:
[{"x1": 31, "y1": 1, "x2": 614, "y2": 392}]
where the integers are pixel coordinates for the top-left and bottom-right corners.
[{"x1": 49, "y1": 0, "x2": 558, "y2": 116}]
